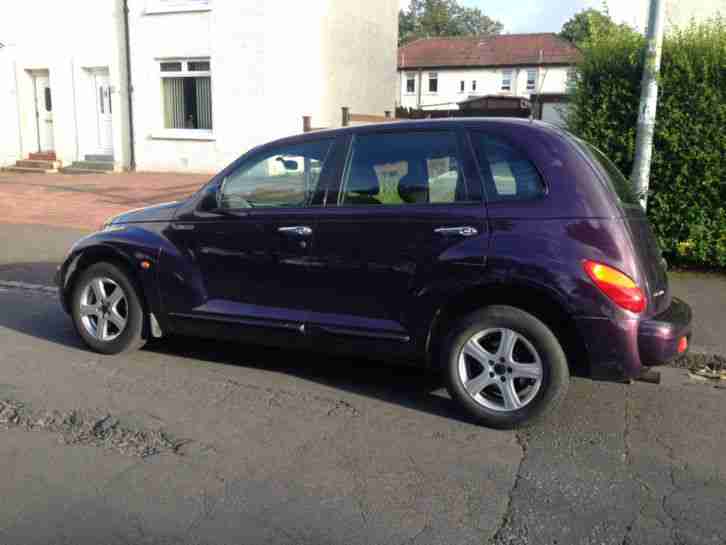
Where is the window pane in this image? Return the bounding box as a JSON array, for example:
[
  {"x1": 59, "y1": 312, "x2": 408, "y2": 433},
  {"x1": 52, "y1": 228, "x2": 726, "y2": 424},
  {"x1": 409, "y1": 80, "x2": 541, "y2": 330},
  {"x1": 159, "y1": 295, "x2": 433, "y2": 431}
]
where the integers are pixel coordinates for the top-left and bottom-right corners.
[
  {"x1": 341, "y1": 132, "x2": 471, "y2": 206},
  {"x1": 428, "y1": 73, "x2": 438, "y2": 93},
  {"x1": 162, "y1": 76, "x2": 213, "y2": 130},
  {"x1": 163, "y1": 77, "x2": 185, "y2": 128},
  {"x1": 188, "y1": 61, "x2": 210, "y2": 72},
  {"x1": 220, "y1": 140, "x2": 333, "y2": 209},
  {"x1": 472, "y1": 133, "x2": 545, "y2": 202},
  {"x1": 44, "y1": 87, "x2": 52, "y2": 112},
  {"x1": 406, "y1": 77, "x2": 415, "y2": 93},
  {"x1": 460, "y1": 80, "x2": 465, "y2": 92},
  {"x1": 160, "y1": 61, "x2": 182, "y2": 72}
]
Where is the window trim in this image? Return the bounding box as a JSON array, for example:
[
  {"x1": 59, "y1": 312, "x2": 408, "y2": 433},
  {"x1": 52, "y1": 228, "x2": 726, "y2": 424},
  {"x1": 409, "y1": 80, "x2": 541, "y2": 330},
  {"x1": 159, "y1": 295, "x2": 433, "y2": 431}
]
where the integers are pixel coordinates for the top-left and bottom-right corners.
[
  {"x1": 526, "y1": 69, "x2": 537, "y2": 91},
  {"x1": 501, "y1": 69, "x2": 513, "y2": 92},
  {"x1": 215, "y1": 138, "x2": 336, "y2": 212},
  {"x1": 335, "y1": 129, "x2": 480, "y2": 208},
  {"x1": 405, "y1": 73, "x2": 416, "y2": 95},
  {"x1": 158, "y1": 57, "x2": 212, "y2": 133},
  {"x1": 145, "y1": 0, "x2": 211, "y2": 15},
  {"x1": 427, "y1": 72, "x2": 438, "y2": 94}
]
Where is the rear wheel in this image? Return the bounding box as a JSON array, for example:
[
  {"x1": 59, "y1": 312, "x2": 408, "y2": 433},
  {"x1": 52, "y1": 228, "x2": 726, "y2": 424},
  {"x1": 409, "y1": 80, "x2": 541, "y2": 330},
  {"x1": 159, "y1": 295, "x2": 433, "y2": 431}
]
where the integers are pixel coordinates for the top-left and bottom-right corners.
[
  {"x1": 71, "y1": 262, "x2": 145, "y2": 355},
  {"x1": 443, "y1": 305, "x2": 569, "y2": 429}
]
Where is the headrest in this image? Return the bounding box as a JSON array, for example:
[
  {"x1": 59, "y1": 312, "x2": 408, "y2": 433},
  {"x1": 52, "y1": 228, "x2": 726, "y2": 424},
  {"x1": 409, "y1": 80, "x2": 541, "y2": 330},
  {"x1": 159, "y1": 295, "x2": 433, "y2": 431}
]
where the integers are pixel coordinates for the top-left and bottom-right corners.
[{"x1": 347, "y1": 163, "x2": 380, "y2": 196}]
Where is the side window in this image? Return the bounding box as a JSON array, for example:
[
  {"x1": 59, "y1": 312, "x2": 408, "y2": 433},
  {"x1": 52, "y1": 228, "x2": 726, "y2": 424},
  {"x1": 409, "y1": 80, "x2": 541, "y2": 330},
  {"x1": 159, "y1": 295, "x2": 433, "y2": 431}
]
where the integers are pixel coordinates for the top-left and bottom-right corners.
[
  {"x1": 341, "y1": 131, "x2": 474, "y2": 206},
  {"x1": 220, "y1": 139, "x2": 333, "y2": 209},
  {"x1": 472, "y1": 133, "x2": 545, "y2": 202}
]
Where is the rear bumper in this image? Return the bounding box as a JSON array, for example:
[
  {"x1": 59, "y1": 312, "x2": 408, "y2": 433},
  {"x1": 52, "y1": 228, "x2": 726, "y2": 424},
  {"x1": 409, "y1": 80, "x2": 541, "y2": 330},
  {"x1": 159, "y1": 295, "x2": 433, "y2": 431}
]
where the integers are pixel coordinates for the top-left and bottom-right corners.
[
  {"x1": 575, "y1": 297, "x2": 693, "y2": 380},
  {"x1": 638, "y1": 297, "x2": 692, "y2": 366}
]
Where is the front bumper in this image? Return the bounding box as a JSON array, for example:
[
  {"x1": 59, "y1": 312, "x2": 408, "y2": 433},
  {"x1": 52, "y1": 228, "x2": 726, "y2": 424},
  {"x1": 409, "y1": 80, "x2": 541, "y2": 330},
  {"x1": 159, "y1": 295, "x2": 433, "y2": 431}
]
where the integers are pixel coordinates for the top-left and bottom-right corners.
[
  {"x1": 576, "y1": 297, "x2": 693, "y2": 381},
  {"x1": 638, "y1": 297, "x2": 692, "y2": 366}
]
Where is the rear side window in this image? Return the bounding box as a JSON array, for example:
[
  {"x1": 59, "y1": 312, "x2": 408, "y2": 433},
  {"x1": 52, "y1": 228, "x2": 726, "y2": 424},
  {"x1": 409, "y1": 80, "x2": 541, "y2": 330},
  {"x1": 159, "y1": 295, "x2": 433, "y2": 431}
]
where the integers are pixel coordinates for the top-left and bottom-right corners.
[
  {"x1": 340, "y1": 131, "x2": 475, "y2": 206},
  {"x1": 471, "y1": 133, "x2": 545, "y2": 202},
  {"x1": 582, "y1": 143, "x2": 639, "y2": 206}
]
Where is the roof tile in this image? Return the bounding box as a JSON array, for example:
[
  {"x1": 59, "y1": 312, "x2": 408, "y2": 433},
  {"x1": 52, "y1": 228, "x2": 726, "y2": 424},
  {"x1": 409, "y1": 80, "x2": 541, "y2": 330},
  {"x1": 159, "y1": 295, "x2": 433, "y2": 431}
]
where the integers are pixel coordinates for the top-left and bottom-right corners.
[{"x1": 398, "y1": 33, "x2": 581, "y2": 69}]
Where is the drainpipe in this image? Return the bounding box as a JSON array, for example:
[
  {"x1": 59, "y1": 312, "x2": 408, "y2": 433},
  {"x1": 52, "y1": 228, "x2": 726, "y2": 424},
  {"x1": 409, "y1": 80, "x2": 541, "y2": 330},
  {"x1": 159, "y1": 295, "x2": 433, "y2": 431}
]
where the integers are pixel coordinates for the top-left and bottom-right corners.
[{"x1": 122, "y1": 0, "x2": 136, "y2": 170}]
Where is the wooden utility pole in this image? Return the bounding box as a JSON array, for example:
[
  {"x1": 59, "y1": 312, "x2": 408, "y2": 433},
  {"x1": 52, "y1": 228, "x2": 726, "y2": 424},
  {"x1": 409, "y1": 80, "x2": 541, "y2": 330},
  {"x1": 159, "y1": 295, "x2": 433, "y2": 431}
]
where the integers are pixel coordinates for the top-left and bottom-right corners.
[{"x1": 630, "y1": 0, "x2": 666, "y2": 211}]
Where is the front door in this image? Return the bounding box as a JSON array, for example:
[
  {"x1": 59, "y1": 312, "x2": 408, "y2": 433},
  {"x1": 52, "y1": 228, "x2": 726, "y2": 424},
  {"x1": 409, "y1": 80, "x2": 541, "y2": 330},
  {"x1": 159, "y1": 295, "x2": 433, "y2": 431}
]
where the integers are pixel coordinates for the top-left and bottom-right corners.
[
  {"x1": 33, "y1": 73, "x2": 54, "y2": 152},
  {"x1": 164, "y1": 137, "x2": 335, "y2": 343},
  {"x1": 309, "y1": 129, "x2": 488, "y2": 357},
  {"x1": 93, "y1": 71, "x2": 114, "y2": 155}
]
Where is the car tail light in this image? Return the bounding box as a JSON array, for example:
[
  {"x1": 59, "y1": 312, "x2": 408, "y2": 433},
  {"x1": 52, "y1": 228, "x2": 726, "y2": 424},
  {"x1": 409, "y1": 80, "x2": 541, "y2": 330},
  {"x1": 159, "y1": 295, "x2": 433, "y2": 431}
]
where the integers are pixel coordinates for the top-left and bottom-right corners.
[
  {"x1": 583, "y1": 260, "x2": 646, "y2": 313},
  {"x1": 678, "y1": 336, "x2": 688, "y2": 354}
]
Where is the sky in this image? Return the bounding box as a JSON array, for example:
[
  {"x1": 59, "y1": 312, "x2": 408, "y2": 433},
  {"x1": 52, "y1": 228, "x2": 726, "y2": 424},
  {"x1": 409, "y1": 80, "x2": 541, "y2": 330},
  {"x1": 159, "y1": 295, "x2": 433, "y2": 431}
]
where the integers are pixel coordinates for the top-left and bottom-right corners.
[{"x1": 399, "y1": 0, "x2": 650, "y2": 34}]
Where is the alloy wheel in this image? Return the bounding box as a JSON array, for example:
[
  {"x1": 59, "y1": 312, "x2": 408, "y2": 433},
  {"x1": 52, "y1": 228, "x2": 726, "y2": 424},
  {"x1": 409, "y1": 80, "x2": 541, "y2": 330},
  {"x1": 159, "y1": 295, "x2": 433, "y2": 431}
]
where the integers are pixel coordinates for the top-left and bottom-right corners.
[
  {"x1": 79, "y1": 277, "x2": 128, "y2": 342},
  {"x1": 457, "y1": 328, "x2": 543, "y2": 412}
]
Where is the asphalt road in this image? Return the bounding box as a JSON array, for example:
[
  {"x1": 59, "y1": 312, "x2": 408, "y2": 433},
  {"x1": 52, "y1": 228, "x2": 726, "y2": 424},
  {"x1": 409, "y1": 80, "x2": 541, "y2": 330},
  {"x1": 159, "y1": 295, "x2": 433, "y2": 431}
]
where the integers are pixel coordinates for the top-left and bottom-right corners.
[{"x1": 0, "y1": 283, "x2": 725, "y2": 545}]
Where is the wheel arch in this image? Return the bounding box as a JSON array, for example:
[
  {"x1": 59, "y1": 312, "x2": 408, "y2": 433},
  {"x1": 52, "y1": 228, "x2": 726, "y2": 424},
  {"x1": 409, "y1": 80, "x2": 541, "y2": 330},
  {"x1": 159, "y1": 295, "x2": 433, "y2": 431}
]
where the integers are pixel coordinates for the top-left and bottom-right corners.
[
  {"x1": 426, "y1": 283, "x2": 590, "y2": 377},
  {"x1": 62, "y1": 244, "x2": 156, "y2": 324}
]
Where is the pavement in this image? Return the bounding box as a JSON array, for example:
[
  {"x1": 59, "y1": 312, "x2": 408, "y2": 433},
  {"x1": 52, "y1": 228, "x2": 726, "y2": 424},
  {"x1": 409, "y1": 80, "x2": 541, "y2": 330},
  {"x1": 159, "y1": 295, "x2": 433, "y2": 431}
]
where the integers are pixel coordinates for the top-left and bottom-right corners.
[{"x1": 0, "y1": 171, "x2": 725, "y2": 544}]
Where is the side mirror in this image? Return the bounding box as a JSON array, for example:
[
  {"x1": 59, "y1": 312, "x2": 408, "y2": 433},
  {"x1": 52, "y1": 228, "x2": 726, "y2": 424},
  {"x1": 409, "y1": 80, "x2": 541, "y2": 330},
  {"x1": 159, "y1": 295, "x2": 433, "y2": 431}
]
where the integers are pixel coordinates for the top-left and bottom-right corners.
[
  {"x1": 199, "y1": 187, "x2": 220, "y2": 212},
  {"x1": 276, "y1": 157, "x2": 299, "y2": 171}
]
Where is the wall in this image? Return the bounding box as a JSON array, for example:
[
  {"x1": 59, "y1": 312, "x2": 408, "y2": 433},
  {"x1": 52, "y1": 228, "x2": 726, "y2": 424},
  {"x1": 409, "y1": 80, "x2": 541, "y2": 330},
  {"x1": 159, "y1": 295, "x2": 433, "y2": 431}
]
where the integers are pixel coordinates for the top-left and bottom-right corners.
[
  {"x1": 0, "y1": 0, "x2": 130, "y2": 169},
  {"x1": 0, "y1": 48, "x2": 21, "y2": 166},
  {"x1": 129, "y1": 0, "x2": 399, "y2": 173},
  {"x1": 398, "y1": 65, "x2": 571, "y2": 110}
]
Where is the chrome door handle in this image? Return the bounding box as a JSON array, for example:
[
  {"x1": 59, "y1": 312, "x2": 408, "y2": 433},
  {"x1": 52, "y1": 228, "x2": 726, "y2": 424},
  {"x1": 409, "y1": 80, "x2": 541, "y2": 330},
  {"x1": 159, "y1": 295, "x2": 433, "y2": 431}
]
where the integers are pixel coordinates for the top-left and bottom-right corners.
[
  {"x1": 278, "y1": 225, "x2": 313, "y2": 236},
  {"x1": 434, "y1": 226, "x2": 478, "y2": 237}
]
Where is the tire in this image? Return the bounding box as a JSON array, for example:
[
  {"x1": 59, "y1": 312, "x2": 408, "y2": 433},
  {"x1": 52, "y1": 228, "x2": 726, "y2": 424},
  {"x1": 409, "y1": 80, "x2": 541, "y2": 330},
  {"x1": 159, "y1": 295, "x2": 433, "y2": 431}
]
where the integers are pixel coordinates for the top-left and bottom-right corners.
[
  {"x1": 71, "y1": 262, "x2": 146, "y2": 355},
  {"x1": 443, "y1": 305, "x2": 569, "y2": 429}
]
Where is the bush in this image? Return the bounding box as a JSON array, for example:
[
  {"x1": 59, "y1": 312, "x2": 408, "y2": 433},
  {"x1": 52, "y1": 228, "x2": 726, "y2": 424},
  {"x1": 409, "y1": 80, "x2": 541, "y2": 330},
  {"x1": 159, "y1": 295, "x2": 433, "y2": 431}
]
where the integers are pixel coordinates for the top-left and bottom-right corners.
[{"x1": 567, "y1": 18, "x2": 726, "y2": 268}]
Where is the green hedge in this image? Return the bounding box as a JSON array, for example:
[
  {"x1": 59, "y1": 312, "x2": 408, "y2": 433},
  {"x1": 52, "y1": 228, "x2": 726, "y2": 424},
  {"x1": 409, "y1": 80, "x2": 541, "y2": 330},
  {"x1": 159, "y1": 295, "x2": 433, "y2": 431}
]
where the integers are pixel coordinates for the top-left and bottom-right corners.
[{"x1": 567, "y1": 18, "x2": 726, "y2": 268}]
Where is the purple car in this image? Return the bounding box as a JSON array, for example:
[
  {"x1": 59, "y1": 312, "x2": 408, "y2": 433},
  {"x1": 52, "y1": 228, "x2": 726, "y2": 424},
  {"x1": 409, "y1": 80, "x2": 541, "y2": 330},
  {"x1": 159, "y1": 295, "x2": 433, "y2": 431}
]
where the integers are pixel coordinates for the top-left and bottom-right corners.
[{"x1": 56, "y1": 119, "x2": 692, "y2": 428}]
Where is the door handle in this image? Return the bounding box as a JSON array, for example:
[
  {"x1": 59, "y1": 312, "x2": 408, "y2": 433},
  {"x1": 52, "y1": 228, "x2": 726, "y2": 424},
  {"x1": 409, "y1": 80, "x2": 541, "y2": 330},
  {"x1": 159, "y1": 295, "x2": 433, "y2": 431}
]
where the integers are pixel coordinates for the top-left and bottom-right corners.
[
  {"x1": 278, "y1": 226, "x2": 313, "y2": 236},
  {"x1": 434, "y1": 226, "x2": 478, "y2": 237}
]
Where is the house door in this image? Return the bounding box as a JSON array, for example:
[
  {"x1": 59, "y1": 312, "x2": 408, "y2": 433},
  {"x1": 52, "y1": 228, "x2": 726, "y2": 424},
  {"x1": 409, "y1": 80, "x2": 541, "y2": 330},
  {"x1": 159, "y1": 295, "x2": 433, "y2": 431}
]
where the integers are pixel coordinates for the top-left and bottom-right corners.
[
  {"x1": 94, "y1": 72, "x2": 114, "y2": 155},
  {"x1": 33, "y1": 73, "x2": 54, "y2": 152}
]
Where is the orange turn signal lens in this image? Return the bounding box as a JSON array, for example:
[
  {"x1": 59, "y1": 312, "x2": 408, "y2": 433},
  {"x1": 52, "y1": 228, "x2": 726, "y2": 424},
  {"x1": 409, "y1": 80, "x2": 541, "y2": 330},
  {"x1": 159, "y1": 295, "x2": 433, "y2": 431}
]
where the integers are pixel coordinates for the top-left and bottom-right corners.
[
  {"x1": 140, "y1": 260, "x2": 152, "y2": 270},
  {"x1": 678, "y1": 336, "x2": 688, "y2": 354},
  {"x1": 583, "y1": 260, "x2": 646, "y2": 313}
]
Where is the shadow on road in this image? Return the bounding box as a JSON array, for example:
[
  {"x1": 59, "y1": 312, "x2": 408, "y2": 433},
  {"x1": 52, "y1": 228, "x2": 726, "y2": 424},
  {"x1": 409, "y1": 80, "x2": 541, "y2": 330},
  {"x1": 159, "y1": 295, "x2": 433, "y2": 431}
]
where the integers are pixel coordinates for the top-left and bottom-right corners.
[
  {"x1": 0, "y1": 286, "x2": 474, "y2": 426},
  {"x1": 0, "y1": 262, "x2": 60, "y2": 285}
]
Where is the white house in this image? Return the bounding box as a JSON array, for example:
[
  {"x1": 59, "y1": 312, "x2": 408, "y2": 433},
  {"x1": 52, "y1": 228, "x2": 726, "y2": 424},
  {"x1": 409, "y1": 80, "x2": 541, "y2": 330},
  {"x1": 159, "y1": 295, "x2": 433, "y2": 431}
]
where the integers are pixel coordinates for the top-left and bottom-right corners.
[
  {"x1": 0, "y1": 0, "x2": 398, "y2": 173},
  {"x1": 397, "y1": 33, "x2": 581, "y2": 126}
]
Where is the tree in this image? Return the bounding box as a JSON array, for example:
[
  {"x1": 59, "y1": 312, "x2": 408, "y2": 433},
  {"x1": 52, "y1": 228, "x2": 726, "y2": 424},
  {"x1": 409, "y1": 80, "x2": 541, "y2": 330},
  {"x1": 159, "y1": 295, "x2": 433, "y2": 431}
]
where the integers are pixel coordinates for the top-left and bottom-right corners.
[
  {"x1": 559, "y1": 6, "x2": 632, "y2": 45},
  {"x1": 399, "y1": 0, "x2": 503, "y2": 45}
]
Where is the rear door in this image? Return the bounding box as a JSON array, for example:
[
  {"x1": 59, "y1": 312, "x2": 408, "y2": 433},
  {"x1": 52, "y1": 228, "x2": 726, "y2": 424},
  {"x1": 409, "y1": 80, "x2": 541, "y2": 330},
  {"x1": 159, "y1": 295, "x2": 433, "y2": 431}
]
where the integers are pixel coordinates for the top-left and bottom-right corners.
[{"x1": 306, "y1": 128, "x2": 489, "y2": 356}]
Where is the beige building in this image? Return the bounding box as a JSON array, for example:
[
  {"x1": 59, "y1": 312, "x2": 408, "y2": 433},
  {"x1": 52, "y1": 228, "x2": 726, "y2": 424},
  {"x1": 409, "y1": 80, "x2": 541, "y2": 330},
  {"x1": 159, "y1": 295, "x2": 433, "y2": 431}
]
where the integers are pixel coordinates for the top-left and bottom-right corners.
[{"x1": 666, "y1": 0, "x2": 726, "y2": 28}]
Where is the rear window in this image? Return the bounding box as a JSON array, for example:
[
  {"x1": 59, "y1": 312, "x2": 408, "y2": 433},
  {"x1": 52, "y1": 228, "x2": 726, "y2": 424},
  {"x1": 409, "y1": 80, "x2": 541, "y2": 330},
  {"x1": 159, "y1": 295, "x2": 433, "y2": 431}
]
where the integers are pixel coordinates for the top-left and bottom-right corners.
[
  {"x1": 581, "y1": 142, "x2": 640, "y2": 206},
  {"x1": 471, "y1": 133, "x2": 546, "y2": 202}
]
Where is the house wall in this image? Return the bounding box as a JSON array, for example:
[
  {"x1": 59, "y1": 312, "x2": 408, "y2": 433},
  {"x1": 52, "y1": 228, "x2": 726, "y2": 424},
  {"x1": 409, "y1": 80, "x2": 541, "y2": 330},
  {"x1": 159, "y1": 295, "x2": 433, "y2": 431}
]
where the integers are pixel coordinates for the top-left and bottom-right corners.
[
  {"x1": 398, "y1": 65, "x2": 571, "y2": 110},
  {"x1": 128, "y1": 0, "x2": 398, "y2": 173},
  {"x1": 666, "y1": 0, "x2": 726, "y2": 28},
  {"x1": 0, "y1": 0, "x2": 130, "y2": 169},
  {"x1": 0, "y1": 48, "x2": 21, "y2": 167}
]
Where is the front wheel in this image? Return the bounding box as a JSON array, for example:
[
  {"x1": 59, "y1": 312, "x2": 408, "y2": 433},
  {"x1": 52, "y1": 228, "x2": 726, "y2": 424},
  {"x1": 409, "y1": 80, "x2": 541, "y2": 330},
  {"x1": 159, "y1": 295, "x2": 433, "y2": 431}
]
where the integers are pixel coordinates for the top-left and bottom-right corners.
[
  {"x1": 71, "y1": 262, "x2": 146, "y2": 355},
  {"x1": 443, "y1": 305, "x2": 569, "y2": 429}
]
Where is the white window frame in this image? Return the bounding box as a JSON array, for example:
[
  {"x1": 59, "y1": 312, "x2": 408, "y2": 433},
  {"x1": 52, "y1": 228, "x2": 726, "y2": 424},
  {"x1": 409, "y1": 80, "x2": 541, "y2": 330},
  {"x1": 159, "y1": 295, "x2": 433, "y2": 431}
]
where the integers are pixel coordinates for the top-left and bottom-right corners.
[
  {"x1": 428, "y1": 72, "x2": 438, "y2": 94},
  {"x1": 152, "y1": 58, "x2": 214, "y2": 140},
  {"x1": 501, "y1": 69, "x2": 512, "y2": 92},
  {"x1": 526, "y1": 69, "x2": 537, "y2": 91},
  {"x1": 405, "y1": 73, "x2": 416, "y2": 95},
  {"x1": 145, "y1": 0, "x2": 211, "y2": 15}
]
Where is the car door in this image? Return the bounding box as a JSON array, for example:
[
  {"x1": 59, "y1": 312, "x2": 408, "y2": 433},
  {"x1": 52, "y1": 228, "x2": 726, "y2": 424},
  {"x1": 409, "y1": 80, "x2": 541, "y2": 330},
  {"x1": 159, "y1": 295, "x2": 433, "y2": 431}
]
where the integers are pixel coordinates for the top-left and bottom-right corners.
[
  {"x1": 163, "y1": 137, "x2": 335, "y2": 343},
  {"x1": 306, "y1": 128, "x2": 489, "y2": 358}
]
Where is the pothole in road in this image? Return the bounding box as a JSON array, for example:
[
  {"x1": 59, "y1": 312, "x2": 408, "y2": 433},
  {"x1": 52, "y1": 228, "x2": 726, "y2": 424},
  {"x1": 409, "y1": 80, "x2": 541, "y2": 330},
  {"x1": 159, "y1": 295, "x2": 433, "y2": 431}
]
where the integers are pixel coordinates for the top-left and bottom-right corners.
[
  {"x1": 673, "y1": 353, "x2": 726, "y2": 388},
  {"x1": 0, "y1": 398, "x2": 191, "y2": 458}
]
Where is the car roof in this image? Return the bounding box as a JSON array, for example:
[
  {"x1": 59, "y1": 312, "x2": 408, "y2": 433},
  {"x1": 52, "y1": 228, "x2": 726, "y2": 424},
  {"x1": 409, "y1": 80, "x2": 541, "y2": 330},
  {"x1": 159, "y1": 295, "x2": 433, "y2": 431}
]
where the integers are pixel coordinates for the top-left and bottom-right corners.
[{"x1": 267, "y1": 117, "x2": 571, "y2": 148}]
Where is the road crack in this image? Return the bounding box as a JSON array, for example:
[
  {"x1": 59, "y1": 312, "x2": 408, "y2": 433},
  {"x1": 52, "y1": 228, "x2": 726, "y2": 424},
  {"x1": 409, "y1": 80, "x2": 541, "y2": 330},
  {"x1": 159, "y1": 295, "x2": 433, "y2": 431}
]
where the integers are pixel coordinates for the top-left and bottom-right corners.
[{"x1": 490, "y1": 431, "x2": 528, "y2": 545}]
